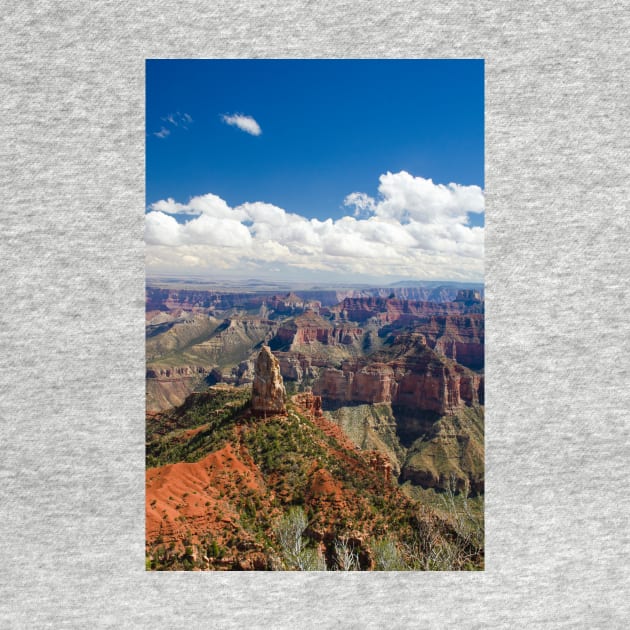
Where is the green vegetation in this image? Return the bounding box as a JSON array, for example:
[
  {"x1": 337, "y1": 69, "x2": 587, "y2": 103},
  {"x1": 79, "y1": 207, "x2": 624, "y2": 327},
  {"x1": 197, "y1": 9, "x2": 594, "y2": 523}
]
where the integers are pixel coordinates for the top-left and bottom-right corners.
[
  {"x1": 372, "y1": 537, "x2": 407, "y2": 570},
  {"x1": 146, "y1": 385, "x2": 484, "y2": 571},
  {"x1": 146, "y1": 386, "x2": 250, "y2": 468},
  {"x1": 244, "y1": 409, "x2": 329, "y2": 471}
]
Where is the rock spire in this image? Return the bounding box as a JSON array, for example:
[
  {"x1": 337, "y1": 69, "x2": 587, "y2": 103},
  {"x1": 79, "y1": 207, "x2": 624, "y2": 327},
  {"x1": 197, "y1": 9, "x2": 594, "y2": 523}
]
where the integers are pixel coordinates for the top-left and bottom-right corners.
[{"x1": 252, "y1": 345, "x2": 286, "y2": 416}]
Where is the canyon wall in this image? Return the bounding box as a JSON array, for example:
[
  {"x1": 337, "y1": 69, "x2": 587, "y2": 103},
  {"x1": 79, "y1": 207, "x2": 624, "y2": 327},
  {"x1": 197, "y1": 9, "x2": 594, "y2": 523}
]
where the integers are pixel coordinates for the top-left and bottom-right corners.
[{"x1": 314, "y1": 356, "x2": 482, "y2": 415}]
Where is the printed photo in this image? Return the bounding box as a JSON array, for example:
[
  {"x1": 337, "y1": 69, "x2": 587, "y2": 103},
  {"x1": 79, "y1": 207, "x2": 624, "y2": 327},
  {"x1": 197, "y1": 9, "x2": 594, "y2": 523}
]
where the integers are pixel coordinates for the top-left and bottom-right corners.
[{"x1": 145, "y1": 59, "x2": 484, "y2": 570}]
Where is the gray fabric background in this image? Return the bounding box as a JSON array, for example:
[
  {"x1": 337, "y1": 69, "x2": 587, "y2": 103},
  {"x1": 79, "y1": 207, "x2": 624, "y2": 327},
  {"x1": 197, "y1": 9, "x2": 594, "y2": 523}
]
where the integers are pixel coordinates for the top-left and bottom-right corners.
[{"x1": 1, "y1": 1, "x2": 628, "y2": 628}]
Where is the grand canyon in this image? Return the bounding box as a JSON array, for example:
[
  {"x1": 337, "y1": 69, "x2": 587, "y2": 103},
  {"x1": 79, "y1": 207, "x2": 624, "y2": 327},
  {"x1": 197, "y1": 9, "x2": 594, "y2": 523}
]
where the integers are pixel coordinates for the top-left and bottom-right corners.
[{"x1": 145, "y1": 281, "x2": 484, "y2": 570}]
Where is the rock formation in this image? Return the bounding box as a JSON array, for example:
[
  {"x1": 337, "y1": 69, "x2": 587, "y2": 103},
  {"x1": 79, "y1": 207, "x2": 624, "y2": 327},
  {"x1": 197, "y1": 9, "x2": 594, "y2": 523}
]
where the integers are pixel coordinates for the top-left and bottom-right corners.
[
  {"x1": 330, "y1": 296, "x2": 483, "y2": 325},
  {"x1": 267, "y1": 299, "x2": 483, "y2": 363},
  {"x1": 146, "y1": 366, "x2": 208, "y2": 379},
  {"x1": 313, "y1": 334, "x2": 482, "y2": 415},
  {"x1": 292, "y1": 391, "x2": 324, "y2": 418},
  {"x1": 251, "y1": 345, "x2": 286, "y2": 416},
  {"x1": 273, "y1": 311, "x2": 363, "y2": 349},
  {"x1": 367, "y1": 451, "x2": 394, "y2": 481},
  {"x1": 146, "y1": 365, "x2": 210, "y2": 412},
  {"x1": 454, "y1": 289, "x2": 482, "y2": 304}
]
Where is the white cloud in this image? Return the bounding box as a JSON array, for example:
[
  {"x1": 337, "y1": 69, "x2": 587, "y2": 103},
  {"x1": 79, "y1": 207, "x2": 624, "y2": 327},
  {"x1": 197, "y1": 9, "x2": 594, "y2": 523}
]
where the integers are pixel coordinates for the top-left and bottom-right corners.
[
  {"x1": 185, "y1": 214, "x2": 252, "y2": 248},
  {"x1": 162, "y1": 112, "x2": 193, "y2": 128},
  {"x1": 374, "y1": 171, "x2": 484, "y2": 224},
  {"x1": 344, "y1": 192, "x2": 376, "y2": 218},
  {"x1": 150, "y1": 198, "x2": 188, "y2": 214},
  {"x1": 149, "y1": 193, "x2": 248, "y2": 221},
  {"x1": 152, "y1": 112, "x2": 193, "y2": 138},
  {"x1": 145, "y1": 211, "x2": 181, "y2": 246},
  {"x1": 145, "y1": 171, "x2": 484, "y2": 281},
  {"x1": 221, "y1": 113, "x2": 262, "y2": 136}
]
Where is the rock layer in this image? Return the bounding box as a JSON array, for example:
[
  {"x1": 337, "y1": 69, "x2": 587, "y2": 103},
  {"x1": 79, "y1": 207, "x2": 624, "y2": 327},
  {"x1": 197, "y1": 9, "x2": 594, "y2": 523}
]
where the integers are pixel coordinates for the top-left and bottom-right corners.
[
  {"x1": 273, "y1": 311, "x2": 363, "y2": 350},
  {"x1": 314, "y1": 335, "x2": 482, "y2": 415}
]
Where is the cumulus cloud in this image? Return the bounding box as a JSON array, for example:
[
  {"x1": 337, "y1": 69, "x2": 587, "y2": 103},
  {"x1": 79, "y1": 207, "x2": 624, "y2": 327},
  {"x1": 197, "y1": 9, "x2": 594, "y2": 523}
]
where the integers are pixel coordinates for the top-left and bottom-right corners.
[
  {"x1": 150, "y1": 193, "x2": 238, "y2": 219},
  {"x1": 145, "y1": 210, "x2": 181, "y2": 246},
  {"x1": 344, "y1": 192, "x2": 376, "y2": 218},
  {"x1": 145, "y1": 171, "x2": 484, "y2": 281},
  {"x1": 221, "y1": 113, "x2": 262, "y2": 136},
  {"x1": 375, "y1": 171, "x2": 484, "y2": 224}
]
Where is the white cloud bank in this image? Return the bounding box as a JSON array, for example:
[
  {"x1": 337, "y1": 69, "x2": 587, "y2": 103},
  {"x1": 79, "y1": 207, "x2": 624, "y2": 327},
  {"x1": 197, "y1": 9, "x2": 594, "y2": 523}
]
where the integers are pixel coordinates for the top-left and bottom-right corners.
[
  {"x1": 221, "y1": 113, "x2": 262, "y2": 136},
  {"x1": 146, "y1": 171, "x2": 484, "y2": 281}
]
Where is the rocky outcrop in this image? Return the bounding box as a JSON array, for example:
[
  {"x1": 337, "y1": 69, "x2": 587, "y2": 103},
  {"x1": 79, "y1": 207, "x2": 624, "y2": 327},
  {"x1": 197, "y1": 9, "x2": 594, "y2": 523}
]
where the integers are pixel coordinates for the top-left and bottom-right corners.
[
  {"x1": 385, "y1": 313, "x2": 484, "y2": 370},
  {"x1": 272, "y1": 312, "x2": 363, "y2": 350},
  {"x1": 292, "y1": 391, "x2": 324, "y2": 418},
  {"x1": 275, "y1": 352, "x2": 321, "y2": 381},
  {"x1": 251, "y1": 346, "x2": 286, "y2": 416},
  {"x1": 315, "y1": 362, "x2": 394, "y2": 404},
  {"x1": 367, "y1": 451, "x2": 394, "y2": 481},
  {"x1": 430, "y1": 315, "x2": 484, "y2": 369},
  {"x1": 266, "y1": 292, "x2": 321, "y2": 315},
  {"x1": 454, "y1": 289, "x2": 482, "y2": 304},
  {"x1": 145, "y1": 383, "x2": 476, "y2": 571}
]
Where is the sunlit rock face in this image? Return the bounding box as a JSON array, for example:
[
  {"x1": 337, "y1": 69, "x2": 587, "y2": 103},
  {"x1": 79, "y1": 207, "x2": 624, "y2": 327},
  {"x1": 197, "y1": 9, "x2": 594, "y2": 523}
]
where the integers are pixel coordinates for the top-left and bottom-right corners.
[{"x1": 251, "y1": 346, "x2": 286, "y2": 416}]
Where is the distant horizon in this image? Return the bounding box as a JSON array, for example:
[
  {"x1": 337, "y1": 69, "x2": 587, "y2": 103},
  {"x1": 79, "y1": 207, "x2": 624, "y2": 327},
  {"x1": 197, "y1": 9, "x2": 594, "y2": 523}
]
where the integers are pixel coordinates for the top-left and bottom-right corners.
[
  {"x1": 146, "y1": 273, "x2": 484, "y2": 291},
  {"x1": 146, "y1": 60, "x2": 484, "y2": 283}
]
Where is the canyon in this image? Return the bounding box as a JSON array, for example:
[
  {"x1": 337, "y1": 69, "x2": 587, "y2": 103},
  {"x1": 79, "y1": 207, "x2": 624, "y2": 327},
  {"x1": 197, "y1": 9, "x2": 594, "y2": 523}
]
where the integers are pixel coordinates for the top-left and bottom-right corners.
[
  {"x1": 146, "y1": 284, "x2": 484, "y2": 491},
  {"x1": 145, "y1": 283, "x2": 484, "y2": 569}
]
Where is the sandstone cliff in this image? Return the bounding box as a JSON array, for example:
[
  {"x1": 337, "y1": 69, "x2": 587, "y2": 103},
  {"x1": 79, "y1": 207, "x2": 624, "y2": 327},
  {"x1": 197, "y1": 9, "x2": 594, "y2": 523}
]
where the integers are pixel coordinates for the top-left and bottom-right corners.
[{"x1": 313, "y1": 333, "x2": 482, "y2": 415}]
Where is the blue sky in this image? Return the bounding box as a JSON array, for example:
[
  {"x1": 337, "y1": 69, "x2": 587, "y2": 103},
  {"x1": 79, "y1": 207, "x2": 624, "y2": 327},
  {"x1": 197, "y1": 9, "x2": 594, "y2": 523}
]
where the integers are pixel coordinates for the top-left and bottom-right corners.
[{"x1": 145, "y1": 59, "x2": 484, "y2": 283}]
